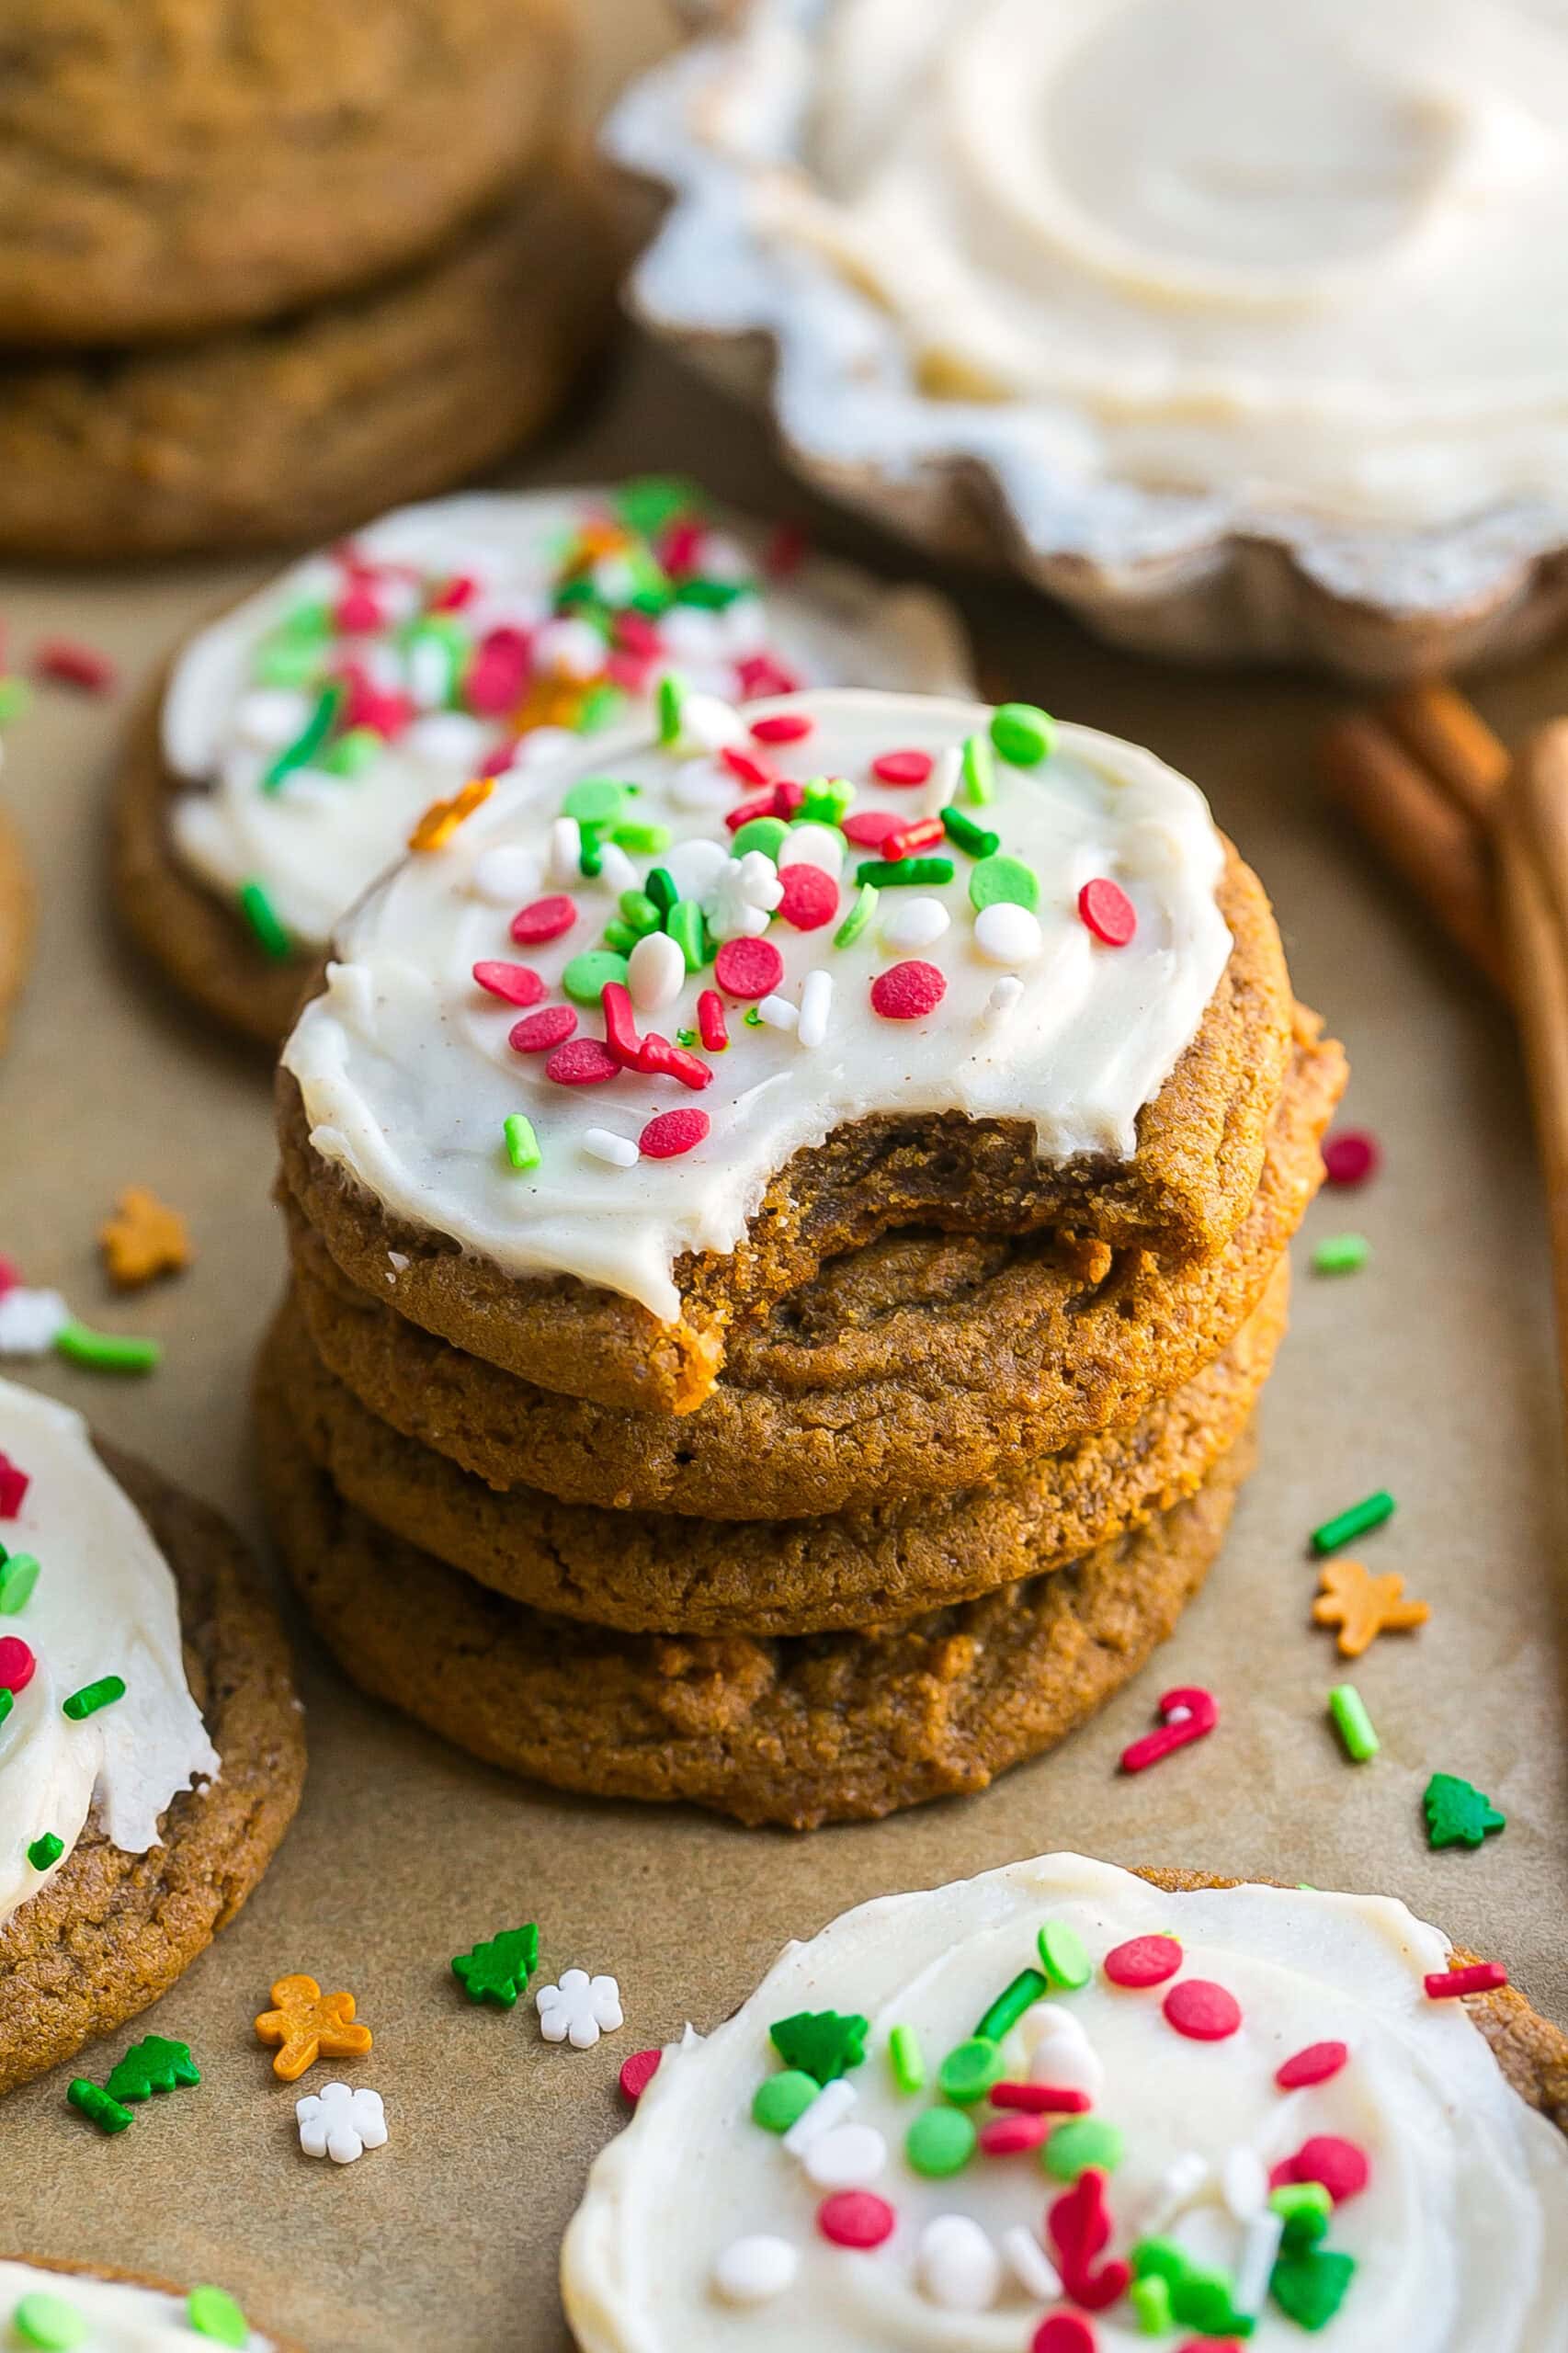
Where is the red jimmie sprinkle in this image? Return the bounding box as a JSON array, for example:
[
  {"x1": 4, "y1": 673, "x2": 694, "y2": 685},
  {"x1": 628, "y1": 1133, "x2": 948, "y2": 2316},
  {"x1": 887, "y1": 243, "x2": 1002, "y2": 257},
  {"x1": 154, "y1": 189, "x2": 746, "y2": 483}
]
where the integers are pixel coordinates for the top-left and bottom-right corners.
[
  {"x1": 816, "y1": 2191, "x2": 894, "y2": 2250},
  {"x1": 750, "y1": 711, "x2": 813, "y2": 745},
  {"x1": 724, "y1": 790, "x2": 778, "y2": 834},
  {"x1": 736, "y1": 654, "x2": 801, "y2": 698},
  {"x1": 426, "y1": 574, "x2": 478, "y2": 612},
  {"x1": 1276, "y1": 2041, "x2": 1349, "y2": 2091},
  {"x1": 638, "y1": 1034, "x2": 713, "y2": 1092},
  {"x1": 0, "y1": 1452, "x2": 28, "y2": 1518},
  {"x1": 1078, "y1": 878, "x2": 1137, "y2": 948},
  {"x1": 32, "y1": 637, "x2": 118, "y2": 695},
  {"x1": 640, "y1": 1108, "x2": 712, "y2": 1159},
  {"x1": 871, "y1": 748, "x2": 934, "y2": 787},
  {"x1": 601, "y1": 982, "x2": 645, "y2": 1071},
  {"x1": 478, "y1": 738, "x2": 521, "y2": 778},
  {"x1": 1272, "y1": 2136, "x2": 1370, "y2": 2204},
  {"x1": 619, "y1": 2049, "x2": 662, "y2": 2104},
  {"x1": 770, "y1": 778, "x2": 805, "y2": 819},
  {"x1": 720, "y1": 744, "x2": 775, "y2": 790},
  {"x1": 714, "y1": 938, "x2": 784, "y2": 1000},
  {"x1": 1103, "y1": 1935, "x2": 1183, "y2": 1989},
  {"x1": 1033, "y1": 2320, "x2": 1096, "y2": 2353},
  {"x1": 1323, "y1": 1130, "x2": 1381, "y2": 1188},
  {"x1": 978, "y1": 2112, "x2": 1051, "y2": 2155},
  {"x1": 472, "y1": 961, "x2": 545, "y2": 1008},
  {"x1": 511, "y1": 895, "x2": 576, "y2": 946},
  {"x1": 545, "y1": 1038, "x2": 620, "y2": 1087},
  {"x1": 0, "y1": 1635, "x2": 36, "y2": 1694},
  {"x1": 883, "y1": 814, "x2": 946, "y2": 862},
  {"x1": 871, "y1": 961, "x2": 946, "y2": 1020},
  {"x1": 989, "y1": 2082, "x2": 1091, "y2": 2115},
  {"x1": 841, "y1": 810, "x2": 902, "y2": 848},
  {"x1": 1425, "y1": 1961, "x2": 1508, "y2": 1999},
  {"x1": 697, "y1": 989, "x2": 729, "y2": 1051},
  {"x1": 777, "y1": 862, "x2": 838, "y2": 931},
  {"x1": 1163, "y1": 1980, "x2": 1243, "y2": 2042},
  {"x1": 509, "y1": 1006, "x2": 576, "y2": 1054}
]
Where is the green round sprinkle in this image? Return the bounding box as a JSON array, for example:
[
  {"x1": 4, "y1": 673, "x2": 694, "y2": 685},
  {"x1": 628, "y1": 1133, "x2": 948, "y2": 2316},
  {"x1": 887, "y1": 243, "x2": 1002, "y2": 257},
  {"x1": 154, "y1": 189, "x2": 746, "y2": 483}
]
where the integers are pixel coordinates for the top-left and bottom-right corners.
[
  {"x1": 187, "y1": 2287, "x2": 249, "y2": 2347},
  {"x1": 564, "y1": 777, "x2": 632, "y2": 827},
  {"x1": 1311, "y1": 1490, "x2": 1395, "y2": 1555},
  {"x1": 237, "y1": 879, "x2": 292, "y2": 961},
  {"x1": 28, "y1": 1832, "x2": 63, "y2": 1871},
  {"x1": 731, "y1": 816, "x2": 789, "y2": 862},
  {"x1": 888, "y1": 2025, "x2": 925, "y2": 2094},
  {"x1": 323, "y1": 725, "x2": 381, "y2": 778},
  {"x1": 1312, "y1": 1233, "x2": 1371, "y2": 1277},
  {"x1": 502, "y1": 1114, "x2": 540, "y2": 1174},
  {"x1": 0, "y1": 1550, "x2": 40, "y2": 1613},
  {"x1": 1043, "y1": 2117, "x2": 1124, "y2": 2180},
  {"x1": 12, "y1": 2292, "x2": 88, "y2": 2349},
  {"x1": 751, "y1": 2070, "x2": 819, "y2": 2132},
  {"x1": 961, "y1": 732, "x2": 995, "y2": 804},
  {"x1": 940, "y1": 805, "x2": 1000, "y2": 859},
  {"x1": 575, "y1": 680, "x2": 625, "y2": 734},
  {"x1": 833, "y1": 883, "x2": 879, "y2": 949},
  {"x1": 603, "y1": 920, "x2": 640, "y2": 956},
  {"x1": 905, "y1": 2104, "x2": 976, "y2": 2177},
  {"x1": 621, "y1": 476, "x2": 700, "y2": 537},
  {"x1": 666, "y1": 902, "x2": 706, "y2": 972},
  {"x1": 937, "y1": 2037, "x2": 1005, "y2": 2105},
  {"x1": 972, "y1": 1966, "x2": 1047, "y2": 2045},
  {"x1": 613, "y1": 819, "x2": 671, "y2": 856},
  {"x1": 562, "y1": 949, "x2": 630, "y2": 1005},
  {"x1": 970, "y1": 853, "x2": 1040, "y2": 913},
  {"x1": 990, "y1": 701, "x2": 1056, "y2": 767},
  {"x1": 1131, "y1": 2275, "x2": 1174, "y2": 2335},
  {"x1": 52, "y1": 1325, "x2": 162, "y2": 1376},
  {"x1": 1329, "y1": 1681, "x2": 1380, "y2": 1763},
  {"x1": 656, "y1": 673, "x2": 687, "y2": 746},
  {"x1": 1038, "y1": 1919, "x2": 1092, "y2": 1990},
  {"x1": 855, "y1": 857, "x2": 954, "y2": 889},
  {"x1": 619, "y1": 890, "x2": 662, "y2": 937},
  {"x1": 253, "y1": 639, "x2": 323, "y2": 690},
  {"x1": 62, "y1": 1675, "x2": 126, "y2": 1722}
]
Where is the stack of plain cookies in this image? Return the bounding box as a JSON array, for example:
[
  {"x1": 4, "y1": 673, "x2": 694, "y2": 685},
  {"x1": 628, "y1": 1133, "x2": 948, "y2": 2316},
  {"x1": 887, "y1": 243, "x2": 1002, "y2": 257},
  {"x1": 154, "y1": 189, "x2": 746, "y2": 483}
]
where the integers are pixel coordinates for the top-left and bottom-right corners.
[
  {"x1": 0, "y1": 0, "x2": 615, "y2": 558},
  {"x1": 256, "y1": 686, "x2": 1346, "y2": 1827}
]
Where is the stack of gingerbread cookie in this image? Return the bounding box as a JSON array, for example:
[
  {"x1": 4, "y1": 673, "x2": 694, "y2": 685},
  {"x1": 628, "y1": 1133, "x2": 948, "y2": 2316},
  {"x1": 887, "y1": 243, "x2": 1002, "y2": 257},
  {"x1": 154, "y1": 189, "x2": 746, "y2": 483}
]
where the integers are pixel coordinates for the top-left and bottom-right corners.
[
  {"x1": 256, "y1": 684, "x2": 1345, "y2": 1826},
  {"x1": 0, "y1": 0, "x2": 616, "y2": 558}
]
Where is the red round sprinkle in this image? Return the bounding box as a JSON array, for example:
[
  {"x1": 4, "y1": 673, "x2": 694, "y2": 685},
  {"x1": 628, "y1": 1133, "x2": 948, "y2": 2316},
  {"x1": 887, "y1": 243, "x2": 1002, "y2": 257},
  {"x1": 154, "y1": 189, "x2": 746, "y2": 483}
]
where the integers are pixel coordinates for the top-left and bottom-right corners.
[
  {"x1": 720, "y1": 743, "x2": 775, "y2": 790},
  {"x1": 0, "y1": 1635, "x2": 36, "y2": 1693},
  {"x1": 509, "y1": 1006, "x2": 576, "y2": 1054},
  {"x1": 1104, "y1": 1935, "x2": 1183, "y2": 1989},
  {"x1": 511, "y1": 895, "x2": 576, "y2": 946},
  {"x1": 870, "y1": 960, "x2": 946, "y2": 1021},
  {"x1": 978, "y1": 2112, "x2": 1051, "y2": 2155},
  {"x1": 1276, "y1": 2040, "x2": 1349, "y2": 2091},
  {"x1": 619, "y1": 2048, "x2": 662, "y2": 2104},
  {"x1": 750, "y1": 712, "x2": 813, "y2": 745},
  {"x1": 871, "y1": 748, "x2": 934, "y2": 787},
  {"x1": 1323, "y1": 1130, "x2": 1380, "y2": 1188},
  {"x1": 714, "y1": 937, "x2": 784, "y2": 1000},
  {"x1": 735, "y1": 654, "x2": 800, "y2": 699},
  {"x1": 989, "y1": 2082, "x2": 1091, "y2": 2115},
  {"x1": 640, "y1": 1108, "x2": 710, "y2": 1160},
  {"x1": 777, "y1": 862, "x2": 838, "y2": 931},
  {"x1": 1078, "y1": 878, "x2": 1137, "y2": 948},
  {"x1": 841, "y1": 811, "x2": 902, "y2": 848},
  {"x1": 545, "y1": 1038, "x2": 620, "y2": 1086},
  {"x1": 817, "y1": 2191, "x2": 895, "y2": 2250},
  {"x1": 472, "y1": 961, "x2": 545, "y2": 1008},
  {"x1": 1033, "y1": 2319, "x2": 1096, "y2": 2353},
  {"x1": 1163, "y1": 1980, "x2": 1242, "y2": 2042},
  {"x1": 1290, "y1": 2136, "x2": 1369, "y2": 2203}
]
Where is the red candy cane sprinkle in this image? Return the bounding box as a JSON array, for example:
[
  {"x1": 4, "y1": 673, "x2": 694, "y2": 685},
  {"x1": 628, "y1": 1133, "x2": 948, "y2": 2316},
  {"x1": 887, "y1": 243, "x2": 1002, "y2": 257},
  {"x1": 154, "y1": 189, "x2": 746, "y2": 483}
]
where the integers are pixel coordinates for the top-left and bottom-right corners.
[
  {"x1": 511, "y1": 895, "x2": 577, "y2": 946},
  {"x1": 1047, "y1": 2169, "x2": 1130, "y2": 2312},
  {"x1": 1323, "y1": 1130, "x2": 1381, "y2": 1188},
  {"x1": 1119, "y1": 1685, "x2": 1218, "y2": 1773},
  {"x1": 841, "y1": 811, "x2": 902, "y2": 848},
  {"x1": 33, "y1": 638, "x2": 118, "y2": 695},
  {"x1": 1103, "y1": 1935, "x2": 1184, "y2": 1989},
  {"x1": 714, "y1": 938, "x2": 785, "y2": 1000},
  {"x1": 1426, "y1": 1961, "x2": 1508, "y2": 1999},
  {"x1": 989, "y1": 2082, "x2": 1092, "y2": 2115},
  {"x1": 1033, "y1": 2320, "x2": 1096, "y2": 2353},
  {"x1": 882, "y1": 814, "x2": 947, "y2": 862},
  {"x1": 777, "y1": 862, "x2": 838, "y2": 931},
  {"x1": 978, "y1": 2112, "x2": 1051, "y2": 2155},
  {"x1": 0, "y1": 1636, "x2": 37, "y2": 1694},
  {"x1": 697, "y1": 989, "x2": 729, "y2": 1052},
  {"x1": 871, "y1": 748, "x2": 934, "y2": 787},
  {"x1": 1274, "y1": 2136, "x2": 1370, "y2": 2203},
  {"x1": 601, "y1": 982, "x2": 646, "y2": 1071},
  {"x1": 472, "y1": 961, "x2": 545, "y2": 1008},
  {"x1": 720, "y1": 744, "x2": 775, "y2": 790},
  {"x1": 638, "y1": 1035, "x2": 714, "y2": 1092},
  {"x1": 509, "y1": 1006, "x2": 577, "y2": 1055},
  {"x1": 1164, "y1": 1981, "x2": 1243, "y2": 2042},
  {"x1": 1078, "y1": 878, "x2": 1137, "y2": 948},
  {"x1": 1276, "y1": 2040, "x2": 1350, "y2": 2091},
  {"x1": 817, "y1": 2191, "x2": 895, "y2": 2250},
  {"x1": 750, "y1": 711, "x2": 813, "y2": 745},
  {"x1": 870, "y1": 961, "x2": 946, "y2": 1020},
  {"x1": 545, "y1": 1038, "x2": 621, "y2": 1087},
  {"x1": 619, "y1": 2049, "x2": 662, "y2": 2104},
  {"x1": 0, "y1": 1453, "x2": 28, "y2": 1518}
]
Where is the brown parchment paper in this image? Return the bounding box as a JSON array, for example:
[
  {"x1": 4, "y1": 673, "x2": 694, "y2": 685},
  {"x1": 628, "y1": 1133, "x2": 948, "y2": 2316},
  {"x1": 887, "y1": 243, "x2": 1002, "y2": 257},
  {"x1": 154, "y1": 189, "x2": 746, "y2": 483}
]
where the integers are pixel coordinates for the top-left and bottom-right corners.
[{"x1": 3, "y1": 14, "x2": 1568, "y2": 2345}]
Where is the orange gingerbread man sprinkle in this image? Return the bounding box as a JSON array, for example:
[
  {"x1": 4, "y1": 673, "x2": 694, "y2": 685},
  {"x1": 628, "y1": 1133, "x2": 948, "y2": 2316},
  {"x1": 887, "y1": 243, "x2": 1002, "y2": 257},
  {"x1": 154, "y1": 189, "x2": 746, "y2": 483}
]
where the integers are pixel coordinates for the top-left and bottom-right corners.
[
  {"x1": 98, "y1": 1187, "x2": 191, "y2": 1288},
  {"x1": 1312, "y1": 1556, "x2": 1430, "y2": 1659},
  {"x1": 408, "y1": 775, "x2": 494, "y2": 853},
  {"x1": 256, "y1": 1972, "x2": 373, "y2": 2082}
]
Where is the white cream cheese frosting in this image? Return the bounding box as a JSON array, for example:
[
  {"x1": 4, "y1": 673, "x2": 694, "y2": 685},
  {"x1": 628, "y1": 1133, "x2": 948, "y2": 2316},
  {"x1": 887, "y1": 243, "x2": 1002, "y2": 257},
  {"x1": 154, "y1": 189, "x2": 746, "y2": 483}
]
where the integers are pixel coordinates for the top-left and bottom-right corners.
[
  {"x1": 280, "y1": 688, "x2": 1231, "y2": 1322},
  {"x1": 562, "y1": 1851, "x2": 1568, "y2": 2352},
  {"x1": 609, "y1": 0, "x2": 1568, "y2": 561},
  {"x1": 0, "y1": 1378, "x2": 220, "y2": 1931},
  {"x1": 165, "y1": 485, "x2": 971, "y2": 952},
  {"x1": 0, "y1": 2265, "x2": 271, "y2": 2352}
]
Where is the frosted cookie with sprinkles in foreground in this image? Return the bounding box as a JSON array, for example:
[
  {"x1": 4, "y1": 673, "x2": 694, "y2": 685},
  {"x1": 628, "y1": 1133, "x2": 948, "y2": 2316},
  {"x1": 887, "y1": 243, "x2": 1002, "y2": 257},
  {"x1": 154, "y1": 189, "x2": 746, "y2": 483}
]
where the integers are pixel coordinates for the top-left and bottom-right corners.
[
  {"x1": 277, "y1": 684, "x2": 1301, "y2": 1417},
  {"x1": 114, "y1": 482, "x2": 971, "y2": 1047},
  {"x1": 0, "y1": 1377, "x2": 303, "y2": 2096},
  {"x1": 562, "y1": 1851, "x2": 1568, "y2": 2348},
  {"x1": 0, "y1": 2259, "x2": 294, "y2": 2351}
]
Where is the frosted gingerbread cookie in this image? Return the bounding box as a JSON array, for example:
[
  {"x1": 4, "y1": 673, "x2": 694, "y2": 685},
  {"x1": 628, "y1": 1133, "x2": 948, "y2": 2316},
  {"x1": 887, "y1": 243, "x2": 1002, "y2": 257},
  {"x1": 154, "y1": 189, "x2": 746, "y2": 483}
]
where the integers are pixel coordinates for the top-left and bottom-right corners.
[
  {"x1": 563, "y1": 1852, "x2": 1568, "y2": 2347},
  {"x1": 0, "y1": 2259, "x2": 294, "y2": 2351},
  {"x1": 0, "y1": 1377, "x2": 303, "y2": 2095},
  {"x1": 114, "y1": 483, "x2": 971, "y2": 1045}
]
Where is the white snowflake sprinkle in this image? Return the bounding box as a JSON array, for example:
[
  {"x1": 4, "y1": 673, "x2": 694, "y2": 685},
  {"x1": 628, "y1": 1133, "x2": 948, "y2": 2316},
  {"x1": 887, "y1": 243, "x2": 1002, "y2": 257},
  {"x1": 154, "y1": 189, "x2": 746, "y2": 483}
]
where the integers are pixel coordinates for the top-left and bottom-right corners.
[
  {"x1": 0, "y1": 1288, "x2": 71, "y2": 1357},
  {"x1": 537, "y1": 1969, "x2": 623, "y2": 2050},
  {"x1": 296, "y1": 2082, "x2": 388, "y2": 2165}
]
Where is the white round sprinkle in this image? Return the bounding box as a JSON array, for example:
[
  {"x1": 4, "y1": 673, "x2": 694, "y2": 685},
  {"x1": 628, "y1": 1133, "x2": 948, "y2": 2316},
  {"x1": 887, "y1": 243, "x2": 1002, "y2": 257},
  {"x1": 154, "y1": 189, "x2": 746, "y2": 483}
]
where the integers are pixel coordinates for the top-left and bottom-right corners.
[
  {"x1": 756, "y1": 993, "x2": 799, "y2": 1031},
  {"x1": 470, "y1": 845, "x2": 542, "y2": 906},
  {"x1": 533, "y1": 616, "x2": 605, "y2": 680},
  {"x1": 594, "y1": 841, "x2": 639, "y2": 897},
  {"x1": 677, "y1": 691, "x2": 745, "y2": 755},
  {"x1": 1001, "y1": 2223, "x2": 1062, "y2": 2304},
  {"x1": 1221, "y1": 2144, "x2": 1269, "y2": 2221},
  {"x1": 548, "y1": 817, "x2": 583, "y2": 888},
  {"x1": 778, "y1": 822, "x2": 846, "y2": 879},
  {"x1": 916, "y1": 2215, "x2": 1001, "y2": 2313},
  {"x1": 628, "y1": 930, "x2": 687, "y2": 1015},
  {"x1": 711, "y1": 2235, "x2": 799, "y2": 2307},
  {"x1": 660, "y1": 835, "x2": 729, "y2": 904},
  {"x1": 670, "y1": 758, "x2": 736, "y2": 812},
  {"x1": 1024, "y1": 2005, "x2": 1105, "y2": 2098},
  {"x1": 404, "y1": 712, "x2": 487, "y2": 769},
  {"x1": 797, "y1": 969, "x2": 834, "y2": 1051},
  {"x1": 233, "y1": 688, "x2": 311, "y2": 749},
  {"x1": 801, "y1": 2122, "x2": 887, "y2": 2191},
  {"x1": 581, "y1": 1129, "x2": 639, "y2": 1169},
  {"x1": 974, "y1": 901, "x2": 1044, "y2": 966},
  {"x1": 781, "y1": 2076, "x2": 856, "y2": 2157},
  {"x1": 882, "y1": 894, "x2": 950, "y2": 951},
  {"x1": 983, "y1": 974, "x2": 1025, "y2": 1025}
]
